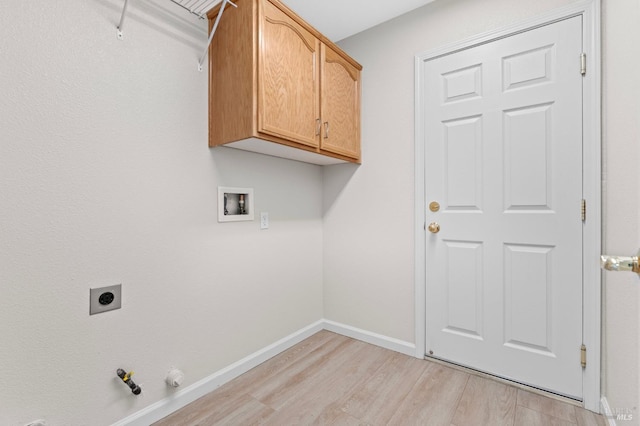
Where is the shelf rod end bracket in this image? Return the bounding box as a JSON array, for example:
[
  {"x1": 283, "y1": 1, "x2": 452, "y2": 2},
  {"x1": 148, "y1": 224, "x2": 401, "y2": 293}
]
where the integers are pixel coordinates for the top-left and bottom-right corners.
[{"x1": 117, "y1": 0, "x2": 131, "y2": 40}]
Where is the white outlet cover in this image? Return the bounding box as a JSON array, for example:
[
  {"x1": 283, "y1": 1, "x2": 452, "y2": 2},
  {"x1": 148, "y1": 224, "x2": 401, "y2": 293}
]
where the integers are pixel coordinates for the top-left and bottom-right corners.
[{"x1": 90, "y1": 284, "x2": 122, "y2": 315}]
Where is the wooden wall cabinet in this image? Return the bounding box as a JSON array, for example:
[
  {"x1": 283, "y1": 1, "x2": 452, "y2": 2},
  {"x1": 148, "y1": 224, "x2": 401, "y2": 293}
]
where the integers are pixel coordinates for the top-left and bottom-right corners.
[{"x1": 208, "y1": 0, "x2": 362, "y2": 165}]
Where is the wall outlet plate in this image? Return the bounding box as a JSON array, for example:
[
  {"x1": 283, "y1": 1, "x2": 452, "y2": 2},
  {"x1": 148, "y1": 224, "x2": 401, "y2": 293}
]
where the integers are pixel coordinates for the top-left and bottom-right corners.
[{"x1": 90, "y1": 284, "x2": 122, "y2": 315}]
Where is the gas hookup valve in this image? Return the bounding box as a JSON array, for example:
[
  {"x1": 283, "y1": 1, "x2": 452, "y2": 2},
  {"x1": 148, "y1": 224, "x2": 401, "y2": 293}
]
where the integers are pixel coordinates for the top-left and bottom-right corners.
[{"x1": 116, "y1": 368, "x2": 142, "y2": 395}]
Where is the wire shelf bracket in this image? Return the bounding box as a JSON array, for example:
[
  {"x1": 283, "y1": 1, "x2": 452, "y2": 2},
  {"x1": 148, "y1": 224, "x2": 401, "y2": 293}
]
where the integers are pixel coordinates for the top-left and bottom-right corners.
[
  {"x1": 198, "y1": 0, "x2": 237, "y2": 72},
  {"x1": 115, "y1": 0, "x2": 237, "y2": 71}
]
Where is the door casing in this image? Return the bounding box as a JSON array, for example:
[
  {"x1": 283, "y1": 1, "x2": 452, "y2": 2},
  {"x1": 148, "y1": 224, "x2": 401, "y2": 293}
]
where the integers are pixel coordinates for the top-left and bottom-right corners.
[{"x1": 413, "y1": 0, "x2": 601, "y2": 412}]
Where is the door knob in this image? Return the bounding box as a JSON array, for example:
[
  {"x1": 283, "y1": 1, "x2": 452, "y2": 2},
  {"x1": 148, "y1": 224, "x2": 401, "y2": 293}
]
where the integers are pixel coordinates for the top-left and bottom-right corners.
[
  {"x1": 428, "y1": 222, "x2": 440, "y2": 234},
  {"x1": 600, "y1": 252, "x2": 640, "y2": 274}
]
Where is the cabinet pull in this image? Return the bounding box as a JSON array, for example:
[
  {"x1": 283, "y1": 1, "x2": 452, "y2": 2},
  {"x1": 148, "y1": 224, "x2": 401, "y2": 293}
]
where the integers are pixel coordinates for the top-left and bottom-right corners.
[
  {"x1": 315, "y1": 118, "x2": 321, "y2": 136},
  {"x1": 324, "y1": 122, "x2": 330, "y2": 139}
]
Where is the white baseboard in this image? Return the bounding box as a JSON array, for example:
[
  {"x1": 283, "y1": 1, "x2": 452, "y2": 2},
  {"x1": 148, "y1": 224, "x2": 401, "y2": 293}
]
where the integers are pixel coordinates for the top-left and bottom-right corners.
[
  {"x1": 322, "y1": 319, "x2": 417, "y2": 357},
  {"x1": 112, "y1": 320, "x2": 324, "y2": 426},
  {"x1": 112, "y1": 319, "x2": 415, "y2": 425}
]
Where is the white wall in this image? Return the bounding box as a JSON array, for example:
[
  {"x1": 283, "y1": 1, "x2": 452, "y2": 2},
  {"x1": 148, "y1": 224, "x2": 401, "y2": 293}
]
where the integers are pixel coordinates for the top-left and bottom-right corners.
[
  {"x1": 3, "y1": 0, "x2": 638, "y2": 423},
  {"x1": 0, "y1": 1, "x2": 323, "y2": 425},
  {"x1": 326, "y1": 0, "x2": 579, "y2": 350},
  {"x1": 601, "y1": 0, "x2": 640, "y2": 421},
  {"x1": 328, "y1": 0, "x2": 640, "y2": 418}
]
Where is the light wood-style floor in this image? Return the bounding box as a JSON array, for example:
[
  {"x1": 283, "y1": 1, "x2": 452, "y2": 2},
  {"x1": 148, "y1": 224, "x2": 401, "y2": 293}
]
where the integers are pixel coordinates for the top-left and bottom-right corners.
[{"x1": 154, "y1": 331, "x2": 606, "y2": 426}]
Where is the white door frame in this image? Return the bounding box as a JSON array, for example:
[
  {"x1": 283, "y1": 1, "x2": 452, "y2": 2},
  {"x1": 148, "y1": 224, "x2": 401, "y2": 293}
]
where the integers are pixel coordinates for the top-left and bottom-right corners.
[{"x1": 413, "y1": 0, "x2": 601, "y2": 412}]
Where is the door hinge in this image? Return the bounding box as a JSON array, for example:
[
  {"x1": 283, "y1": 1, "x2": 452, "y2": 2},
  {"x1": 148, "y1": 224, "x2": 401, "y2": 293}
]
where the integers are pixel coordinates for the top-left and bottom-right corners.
[
  {"x1": 581, "y1": 344, "x2": 587, "y2": 368},
  {"x1": 580, "y1": 53, "x2": 587, "y2": 76},
  {"x1": 581, "y1": 199, "x2": 586, "y2": 222}
]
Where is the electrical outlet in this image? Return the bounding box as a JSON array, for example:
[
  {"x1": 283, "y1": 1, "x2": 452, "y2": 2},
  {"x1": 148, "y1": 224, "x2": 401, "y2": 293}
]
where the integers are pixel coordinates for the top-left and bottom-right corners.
[
  {"x1": 260, "y1": 212, "x2": 269, "y2": 230},
  {"x1": 90, "y1": 284, "x2": 122, "y2": 315}
]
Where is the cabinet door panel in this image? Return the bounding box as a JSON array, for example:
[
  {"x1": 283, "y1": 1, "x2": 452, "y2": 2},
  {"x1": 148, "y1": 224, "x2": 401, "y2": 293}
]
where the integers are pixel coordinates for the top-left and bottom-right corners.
[
  {"x1": 320, "y1": 45, "x2": 361, "y2": 160},
  {"x1": 259, "y1": 1, "x2": 320, "y2": 147}
]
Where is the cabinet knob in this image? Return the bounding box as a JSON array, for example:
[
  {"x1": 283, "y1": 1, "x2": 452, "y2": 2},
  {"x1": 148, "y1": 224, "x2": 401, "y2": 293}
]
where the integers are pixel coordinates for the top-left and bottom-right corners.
[{"x1": 324, "y1": 122, "x2": 330, "y2": 139}]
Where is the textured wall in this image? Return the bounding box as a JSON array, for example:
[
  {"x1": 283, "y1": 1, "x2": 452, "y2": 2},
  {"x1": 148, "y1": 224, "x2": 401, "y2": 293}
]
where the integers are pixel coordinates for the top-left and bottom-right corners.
[
  {"x1": 0, "y1": 1, "x2": 323, "y2": 424},
  {"x1": 327, "y1": 0, "x2": 578, "y2": 348},
  {"x1": 329, "y1": 0, "x2": 639, "y2": 417},
  {"x1": 3, "y1": 0, "x2": 638, "y2": 423},
  {"x1": 601, "y1": 0, "x2": 640, "y2": 421}
]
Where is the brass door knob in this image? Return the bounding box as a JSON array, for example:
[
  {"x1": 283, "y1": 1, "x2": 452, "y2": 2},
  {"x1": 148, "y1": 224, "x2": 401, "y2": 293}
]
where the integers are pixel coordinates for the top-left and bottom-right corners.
[
  {"x1": 601, "y1": 253, "x2": 640, "y2": 274},
  {"x1": 428, "y1": 222, "x2": 440, "y2": 234}
]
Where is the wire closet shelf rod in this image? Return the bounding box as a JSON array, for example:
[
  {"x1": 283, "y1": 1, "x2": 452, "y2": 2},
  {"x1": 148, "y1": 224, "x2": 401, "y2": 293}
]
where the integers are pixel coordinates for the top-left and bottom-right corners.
[{"x1": 116, "y1": 0, "x2": 237, "y2": 70}]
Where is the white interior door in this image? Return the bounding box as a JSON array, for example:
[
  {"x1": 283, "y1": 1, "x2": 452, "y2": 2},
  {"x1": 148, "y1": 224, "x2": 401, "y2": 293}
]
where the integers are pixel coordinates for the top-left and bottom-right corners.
[{"x1": 424, "y1": 16, "x2": 584, "y2": 399}]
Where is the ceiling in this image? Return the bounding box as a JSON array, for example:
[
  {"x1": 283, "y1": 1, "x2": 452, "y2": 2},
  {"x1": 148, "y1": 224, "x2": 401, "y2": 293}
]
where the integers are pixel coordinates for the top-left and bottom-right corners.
[
  {"x1": 283, "y1": 0, "x2": 433, "y2": 41},
  {"x1": 266, "y1": 0, "x2": 436, "y2": 41}
]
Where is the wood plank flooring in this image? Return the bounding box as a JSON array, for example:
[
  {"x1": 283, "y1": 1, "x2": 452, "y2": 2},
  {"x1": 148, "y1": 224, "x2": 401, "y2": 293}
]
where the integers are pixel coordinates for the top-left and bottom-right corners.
[{"x1": 153, "y1": 331, "x2": 606, "y2": 426}]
